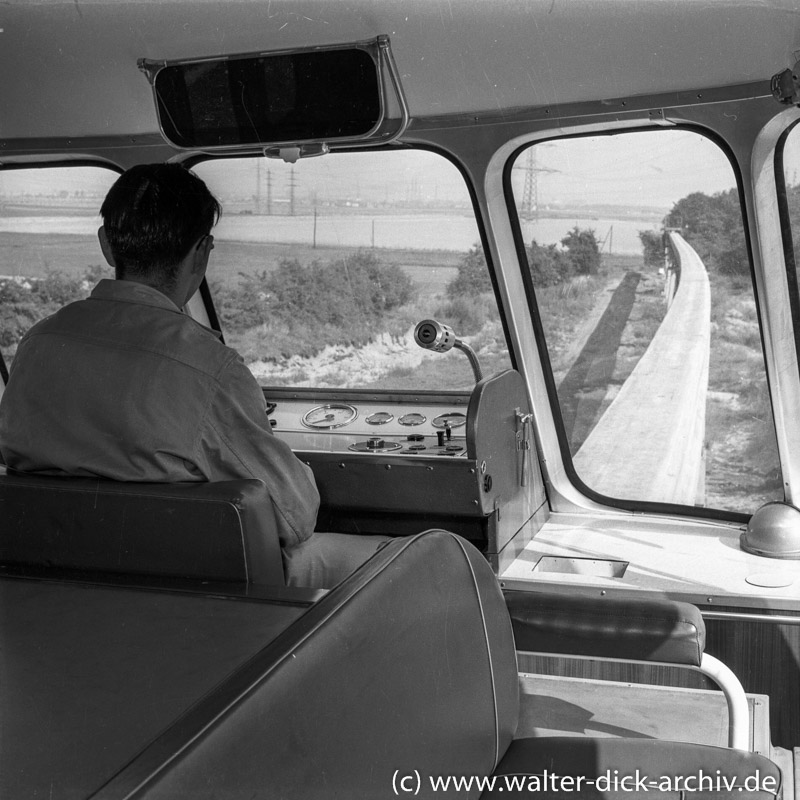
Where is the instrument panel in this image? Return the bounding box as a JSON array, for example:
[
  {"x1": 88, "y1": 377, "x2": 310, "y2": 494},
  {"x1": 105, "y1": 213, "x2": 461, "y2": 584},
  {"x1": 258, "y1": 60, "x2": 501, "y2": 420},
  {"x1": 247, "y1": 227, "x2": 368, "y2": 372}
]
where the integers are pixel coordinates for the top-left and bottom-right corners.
[
  {"x1": 262, "y1": 370, "x2": 538, "y2": 562},
  {"x1": 269, "y1": 397, "x2": 469, "y2": 457}
]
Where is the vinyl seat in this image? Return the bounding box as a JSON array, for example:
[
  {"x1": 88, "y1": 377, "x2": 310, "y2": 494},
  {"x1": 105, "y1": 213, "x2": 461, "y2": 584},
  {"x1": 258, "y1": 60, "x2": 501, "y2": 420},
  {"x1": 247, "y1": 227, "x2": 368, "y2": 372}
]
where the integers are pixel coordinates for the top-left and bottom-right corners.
[{"x1": 0, "y1": 470, "x2": 285, "y2": 585}]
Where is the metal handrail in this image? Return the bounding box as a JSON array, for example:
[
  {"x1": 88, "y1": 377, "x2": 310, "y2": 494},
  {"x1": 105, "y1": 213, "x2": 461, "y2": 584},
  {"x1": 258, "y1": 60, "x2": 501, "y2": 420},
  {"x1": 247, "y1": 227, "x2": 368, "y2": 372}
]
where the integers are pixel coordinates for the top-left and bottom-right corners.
[{"x1": 523, "y1": 649, "x2": 750, "y2": 751}]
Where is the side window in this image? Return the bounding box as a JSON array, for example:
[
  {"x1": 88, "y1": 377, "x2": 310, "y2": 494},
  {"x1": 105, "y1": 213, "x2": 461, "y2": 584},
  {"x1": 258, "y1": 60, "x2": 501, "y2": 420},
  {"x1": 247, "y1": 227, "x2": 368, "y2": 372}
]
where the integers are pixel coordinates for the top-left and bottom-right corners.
[
  {"x1": 193, "y1": 151, "x2": 511, "y2": 391},
  {"x1": 510, "y1": 130, "x2": 781, "y2": 515},
  {"x1": 0, "y1": 166, "x2": 117, "y2": 369}
]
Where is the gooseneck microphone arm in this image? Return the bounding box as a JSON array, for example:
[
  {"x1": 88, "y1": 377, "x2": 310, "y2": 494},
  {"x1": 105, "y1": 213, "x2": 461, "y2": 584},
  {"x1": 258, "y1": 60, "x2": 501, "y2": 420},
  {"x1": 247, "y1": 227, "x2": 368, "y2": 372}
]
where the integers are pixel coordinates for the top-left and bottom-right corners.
[{"x1": 413, "y1": 319, "x2": 483, "y2": 383}]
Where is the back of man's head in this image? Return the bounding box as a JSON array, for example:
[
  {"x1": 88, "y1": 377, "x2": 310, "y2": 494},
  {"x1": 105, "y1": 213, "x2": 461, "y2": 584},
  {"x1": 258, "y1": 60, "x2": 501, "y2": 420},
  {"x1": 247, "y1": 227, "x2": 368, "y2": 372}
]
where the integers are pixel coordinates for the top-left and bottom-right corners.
[{"x1": 100, "y1": 163, "x2": 221, "y2": 288}]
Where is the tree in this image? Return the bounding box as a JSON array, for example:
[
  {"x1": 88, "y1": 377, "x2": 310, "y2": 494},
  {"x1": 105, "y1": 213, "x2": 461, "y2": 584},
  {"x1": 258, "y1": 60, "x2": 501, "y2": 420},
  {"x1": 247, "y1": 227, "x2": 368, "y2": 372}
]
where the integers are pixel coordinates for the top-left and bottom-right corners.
[
  {"x1": 666, "y1": 189, "x2": 749, "y2": 275},
  {"x1": 561, "y1": 226, "x2": 601, "y2": 275}
]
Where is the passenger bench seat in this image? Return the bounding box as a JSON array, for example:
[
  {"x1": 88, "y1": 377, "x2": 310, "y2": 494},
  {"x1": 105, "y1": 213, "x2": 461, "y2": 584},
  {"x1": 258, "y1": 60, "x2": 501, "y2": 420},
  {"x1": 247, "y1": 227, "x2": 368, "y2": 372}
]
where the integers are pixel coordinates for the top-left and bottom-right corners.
[{"x1": 0, "y1": 471, "x2": 284, "y2": 585}]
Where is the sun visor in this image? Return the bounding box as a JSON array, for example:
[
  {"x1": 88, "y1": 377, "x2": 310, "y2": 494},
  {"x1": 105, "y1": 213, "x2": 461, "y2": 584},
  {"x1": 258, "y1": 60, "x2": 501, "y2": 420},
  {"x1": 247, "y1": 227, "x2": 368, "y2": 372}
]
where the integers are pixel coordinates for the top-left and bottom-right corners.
[{"x1": 138, "y1": 36, "x2": 408, "y2": 159}]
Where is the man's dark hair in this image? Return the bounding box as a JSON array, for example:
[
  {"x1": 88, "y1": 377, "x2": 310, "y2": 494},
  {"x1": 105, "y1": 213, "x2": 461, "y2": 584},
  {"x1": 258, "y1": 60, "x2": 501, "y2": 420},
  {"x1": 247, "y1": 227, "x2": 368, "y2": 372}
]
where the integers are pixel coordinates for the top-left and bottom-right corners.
[{"x1": 100, "y1": 163, "x2": 221, "y2": 288}]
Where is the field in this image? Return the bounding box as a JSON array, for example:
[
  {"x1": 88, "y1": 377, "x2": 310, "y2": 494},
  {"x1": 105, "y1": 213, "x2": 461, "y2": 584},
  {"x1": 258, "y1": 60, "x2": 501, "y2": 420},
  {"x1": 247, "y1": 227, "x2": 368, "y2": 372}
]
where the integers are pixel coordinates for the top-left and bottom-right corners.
[{"x1": 0, "y1": 232, "x2": 463, "y2": 290}]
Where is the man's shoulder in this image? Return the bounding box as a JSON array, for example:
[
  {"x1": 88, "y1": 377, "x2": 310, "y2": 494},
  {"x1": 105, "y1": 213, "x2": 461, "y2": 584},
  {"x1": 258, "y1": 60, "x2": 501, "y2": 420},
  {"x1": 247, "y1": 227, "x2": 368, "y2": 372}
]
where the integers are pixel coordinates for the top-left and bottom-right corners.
[
  {"x1": 20, "y1": 292, "x2": 240, "y2": 379},
  {"x1": 19, "y1": 296, "x2": 90, "y2": 339}
]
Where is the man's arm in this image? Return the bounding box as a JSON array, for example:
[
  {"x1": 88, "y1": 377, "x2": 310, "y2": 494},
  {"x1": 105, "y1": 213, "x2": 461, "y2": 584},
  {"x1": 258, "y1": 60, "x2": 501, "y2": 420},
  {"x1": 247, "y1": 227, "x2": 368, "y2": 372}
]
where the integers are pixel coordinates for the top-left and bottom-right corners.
[{"x1": 195, "y1": 356, "x2": 320, "y2": 548}]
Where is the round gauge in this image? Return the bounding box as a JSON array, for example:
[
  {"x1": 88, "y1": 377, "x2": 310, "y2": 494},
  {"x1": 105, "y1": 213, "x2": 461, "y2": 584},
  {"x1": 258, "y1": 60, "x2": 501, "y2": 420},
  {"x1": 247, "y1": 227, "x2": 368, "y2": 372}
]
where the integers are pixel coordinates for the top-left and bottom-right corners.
[
  {"x1": 432, "y1": 412, "x2": 466, "y2": 429},
  {"x1": 398, "y1": 412, "x2": 426, "y2": 427},
  {"x1": 366, "y1": 411, "x2": 394, "y2": 425},
  {"x1": 301, "y1": 403, "x2": 358, "y2": 429}
]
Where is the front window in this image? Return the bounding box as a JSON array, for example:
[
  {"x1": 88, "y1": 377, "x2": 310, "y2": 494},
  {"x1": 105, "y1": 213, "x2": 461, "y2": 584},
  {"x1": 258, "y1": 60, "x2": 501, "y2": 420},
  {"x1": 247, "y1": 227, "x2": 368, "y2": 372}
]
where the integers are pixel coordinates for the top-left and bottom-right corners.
[
  {"x1": 194, "y1": 150, "x2": 511, "y2": 392},
  {"x1": 510, "y1": 129, "x2": 781, "y2": 515}
]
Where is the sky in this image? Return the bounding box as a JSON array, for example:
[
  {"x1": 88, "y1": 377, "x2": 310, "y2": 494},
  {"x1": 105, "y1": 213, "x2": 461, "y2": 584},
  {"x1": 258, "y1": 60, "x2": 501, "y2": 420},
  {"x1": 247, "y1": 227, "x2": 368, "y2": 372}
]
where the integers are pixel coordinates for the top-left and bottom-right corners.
[{"x1": 513, "y1": 129, "x2": 738, "y2": 212}]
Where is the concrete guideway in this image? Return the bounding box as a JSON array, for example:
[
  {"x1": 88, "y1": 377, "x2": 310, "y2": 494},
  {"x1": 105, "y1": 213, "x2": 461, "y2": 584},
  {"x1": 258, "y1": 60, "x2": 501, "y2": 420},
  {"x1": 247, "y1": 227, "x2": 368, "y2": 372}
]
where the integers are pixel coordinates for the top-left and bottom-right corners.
[{"x1": 573, "y1": 233, "x2": 710, "y2": 505}]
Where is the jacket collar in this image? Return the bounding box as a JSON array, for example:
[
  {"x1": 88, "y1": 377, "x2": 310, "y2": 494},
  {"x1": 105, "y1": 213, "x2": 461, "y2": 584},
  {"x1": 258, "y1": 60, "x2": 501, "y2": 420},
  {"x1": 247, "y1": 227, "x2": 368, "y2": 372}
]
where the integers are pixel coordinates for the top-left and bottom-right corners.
[{"x1": 90, "y1": 279, "x2": 183, "y2": 313}]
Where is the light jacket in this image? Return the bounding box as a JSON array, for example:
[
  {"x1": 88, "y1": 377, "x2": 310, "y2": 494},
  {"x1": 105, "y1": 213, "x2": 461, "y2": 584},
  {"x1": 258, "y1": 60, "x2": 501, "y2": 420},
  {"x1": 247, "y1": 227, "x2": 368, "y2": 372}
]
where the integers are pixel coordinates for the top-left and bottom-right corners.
[{"x1": 0, "y1": 279, "x2": 319, "y2": 548}]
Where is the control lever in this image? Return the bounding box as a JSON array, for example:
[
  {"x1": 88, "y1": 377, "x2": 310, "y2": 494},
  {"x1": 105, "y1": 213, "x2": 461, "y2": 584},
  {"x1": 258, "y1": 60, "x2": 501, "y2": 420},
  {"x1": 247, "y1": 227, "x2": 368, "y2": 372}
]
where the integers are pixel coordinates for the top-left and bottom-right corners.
[
  {"x1": 516, "y1": 409, "x2": 533, "y2": 486},
  {"x1": 413, "y1": 319, "x2": 483, "y2": 383}
]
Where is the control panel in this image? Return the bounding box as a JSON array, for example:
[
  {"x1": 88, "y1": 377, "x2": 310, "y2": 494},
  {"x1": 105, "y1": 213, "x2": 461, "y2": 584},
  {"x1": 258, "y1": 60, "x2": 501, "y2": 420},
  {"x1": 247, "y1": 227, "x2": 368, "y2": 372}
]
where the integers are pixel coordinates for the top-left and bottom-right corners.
[
  {"x1": 264, "y1": 369, "x2": 542, "y2": 562},
  {"x1": 269, "y1": 398, "x2": 469, "y2": 457}
]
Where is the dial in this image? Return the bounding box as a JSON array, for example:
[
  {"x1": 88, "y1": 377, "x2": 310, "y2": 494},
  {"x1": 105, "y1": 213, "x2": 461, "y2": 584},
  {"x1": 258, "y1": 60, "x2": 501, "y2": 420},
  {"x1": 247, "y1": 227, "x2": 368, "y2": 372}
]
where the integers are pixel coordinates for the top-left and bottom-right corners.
[
  {"x1": 432, "y1": 412, "x2": 466, "y2": 429},
  {"x1": 366, "y1": 411, "x2": 394, "y2": 425},
  {"x1": 398, "y1": 412, "x2": 426, "y2": 427},
  {"x1": 301, "y1": 403, "x2": 358, "y2": 429}
]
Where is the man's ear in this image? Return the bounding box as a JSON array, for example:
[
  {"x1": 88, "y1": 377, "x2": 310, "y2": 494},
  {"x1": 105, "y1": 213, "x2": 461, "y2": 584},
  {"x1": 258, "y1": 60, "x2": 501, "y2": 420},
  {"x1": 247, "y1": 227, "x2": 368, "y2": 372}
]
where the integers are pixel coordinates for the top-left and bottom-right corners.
[
  {"x1": 190, "y1": 235, "x2": 212, "y2": 275},
  {"x1": 97, "y1": 227, "x2": 116, "y2": 268}
]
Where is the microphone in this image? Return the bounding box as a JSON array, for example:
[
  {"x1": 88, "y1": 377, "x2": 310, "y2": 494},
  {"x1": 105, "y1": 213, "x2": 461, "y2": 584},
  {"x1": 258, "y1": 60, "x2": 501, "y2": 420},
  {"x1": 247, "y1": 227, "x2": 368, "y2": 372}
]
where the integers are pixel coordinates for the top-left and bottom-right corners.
[
  {"x1": 414, "y1": 319, "x2": 457, "y2": 352},
  {"x1": 414, "y1": 319, "x2": 483, "y2": 382}
]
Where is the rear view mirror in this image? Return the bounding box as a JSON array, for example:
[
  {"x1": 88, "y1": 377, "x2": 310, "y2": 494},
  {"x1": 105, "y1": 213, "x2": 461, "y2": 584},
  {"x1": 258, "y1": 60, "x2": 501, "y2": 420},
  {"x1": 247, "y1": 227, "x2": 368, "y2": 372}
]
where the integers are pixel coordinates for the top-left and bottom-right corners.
[{"x1": 138, "y1": 36, "x2": 408, "y2": 153}]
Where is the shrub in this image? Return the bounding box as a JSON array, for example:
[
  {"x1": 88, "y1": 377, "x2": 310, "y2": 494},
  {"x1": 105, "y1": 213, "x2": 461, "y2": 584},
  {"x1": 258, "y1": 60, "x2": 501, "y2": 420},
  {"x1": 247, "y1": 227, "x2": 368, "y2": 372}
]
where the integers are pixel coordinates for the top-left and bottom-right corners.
[
  {"x1": 639, "y1": 230, "x2": 665, "y2": 269},
  {"x1": 434, "y1": 295, "x2": 489, "y2": 335},
  {"x1": 218, "y1": 250, "x2": 416, "y2": 335},
  {"x1": 561, "y1": 226, "x2": 601, "y2": 275},
  {"x1": 447, "y1": 244, "x2": 492, "y2": 296},
  {"x1": 527, "y1": 239, "x2": 572, "y2": 286}
]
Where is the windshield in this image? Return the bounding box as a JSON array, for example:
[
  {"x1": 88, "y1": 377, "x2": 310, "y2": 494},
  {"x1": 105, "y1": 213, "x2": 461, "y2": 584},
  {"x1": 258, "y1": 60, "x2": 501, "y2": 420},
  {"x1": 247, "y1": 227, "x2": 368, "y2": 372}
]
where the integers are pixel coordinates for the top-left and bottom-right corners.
[{"x1": 194, "y1": 150, "x2": 512, "y2": 392}]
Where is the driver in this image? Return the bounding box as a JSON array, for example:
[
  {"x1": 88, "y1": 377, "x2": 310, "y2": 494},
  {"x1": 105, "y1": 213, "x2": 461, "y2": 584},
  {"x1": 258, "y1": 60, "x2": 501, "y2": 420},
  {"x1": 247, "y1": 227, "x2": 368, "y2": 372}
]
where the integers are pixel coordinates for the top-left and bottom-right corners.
[{"x1": 0, "y1": 163, "x2": 391, "y2": 588}]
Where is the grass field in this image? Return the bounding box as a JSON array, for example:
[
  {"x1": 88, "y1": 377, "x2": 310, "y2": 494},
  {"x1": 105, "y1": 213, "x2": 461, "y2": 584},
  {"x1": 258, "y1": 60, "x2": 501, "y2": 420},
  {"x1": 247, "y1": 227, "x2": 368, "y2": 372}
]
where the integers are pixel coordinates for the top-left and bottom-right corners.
[{"x1": 0, "y1": 232, "x2": 463, "y2": 292}]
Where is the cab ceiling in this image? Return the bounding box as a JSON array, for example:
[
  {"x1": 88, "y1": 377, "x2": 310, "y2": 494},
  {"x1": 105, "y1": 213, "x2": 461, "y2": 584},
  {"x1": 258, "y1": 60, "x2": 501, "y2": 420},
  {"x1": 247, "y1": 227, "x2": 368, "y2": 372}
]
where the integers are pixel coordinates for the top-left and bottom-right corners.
[{"x1": 2, "y1": 0, "x2": 800, "y2": 142}]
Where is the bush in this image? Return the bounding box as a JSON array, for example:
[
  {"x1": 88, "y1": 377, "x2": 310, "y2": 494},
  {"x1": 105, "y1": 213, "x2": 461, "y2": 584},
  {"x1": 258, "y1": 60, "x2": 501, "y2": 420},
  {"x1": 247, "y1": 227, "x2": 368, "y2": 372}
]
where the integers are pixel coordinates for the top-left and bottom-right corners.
[
  {"x1": 527, "y1": 239, "x2": 572, "y2": 286},
  {"x1": 561, "y1": 226, "x2": 601, "y2": 275},
  {"x1": 639, "y1": 230, "x2": 665, "y2": 269},
  {"x1": 217, "y1": 250, "x2": 416, "y2": 334},
  {"x1": 434, "y1": 295, "x2": 489, "y2": 335},
  {"x1": 447, "y1": 244, "x2": 492, "y2": 296}
]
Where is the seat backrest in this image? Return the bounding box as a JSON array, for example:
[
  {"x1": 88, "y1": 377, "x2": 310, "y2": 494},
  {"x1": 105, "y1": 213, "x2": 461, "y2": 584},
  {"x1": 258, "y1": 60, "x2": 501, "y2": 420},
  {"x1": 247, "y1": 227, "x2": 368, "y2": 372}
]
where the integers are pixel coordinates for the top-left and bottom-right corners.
[
  {"x1": 93, "y1": 530, "x2": 519, "y2": 800},
  {"x1": 0, "y1": 472, "x2": 284, "y2": 585}
]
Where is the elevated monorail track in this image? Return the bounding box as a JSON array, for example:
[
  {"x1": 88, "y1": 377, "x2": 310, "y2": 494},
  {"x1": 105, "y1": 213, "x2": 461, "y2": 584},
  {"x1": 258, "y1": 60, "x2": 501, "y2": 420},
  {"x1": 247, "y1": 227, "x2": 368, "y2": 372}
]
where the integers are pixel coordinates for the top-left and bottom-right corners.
[{"x1": 573, "y1": 233, "x2": 710, "y2": 505}]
